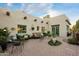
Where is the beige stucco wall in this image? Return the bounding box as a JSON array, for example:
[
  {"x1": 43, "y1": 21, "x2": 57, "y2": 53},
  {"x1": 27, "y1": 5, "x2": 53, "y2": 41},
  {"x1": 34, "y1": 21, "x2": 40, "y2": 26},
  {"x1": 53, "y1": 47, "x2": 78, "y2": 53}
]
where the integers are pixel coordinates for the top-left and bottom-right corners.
[
  {"x1": 0, "y1": 9, "x2": 43, "y2": 36},
  {"x1": 44, "y1": 15, "x2": 70, "y2": 38},
  {"x1": 0, "y1": 9, "x2": 70, "y2": 38}
]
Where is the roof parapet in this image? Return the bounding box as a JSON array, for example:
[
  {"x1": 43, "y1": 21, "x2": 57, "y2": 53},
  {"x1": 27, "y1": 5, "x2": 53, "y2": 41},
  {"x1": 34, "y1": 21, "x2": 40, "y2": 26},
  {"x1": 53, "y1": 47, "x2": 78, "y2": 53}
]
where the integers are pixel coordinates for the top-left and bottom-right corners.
[
  {"x1": 43, "y1": 15, "x2": 50, "y2": 19},
  {"x1": 66, "y1": 19, "x2": 71, "y2": 25}
]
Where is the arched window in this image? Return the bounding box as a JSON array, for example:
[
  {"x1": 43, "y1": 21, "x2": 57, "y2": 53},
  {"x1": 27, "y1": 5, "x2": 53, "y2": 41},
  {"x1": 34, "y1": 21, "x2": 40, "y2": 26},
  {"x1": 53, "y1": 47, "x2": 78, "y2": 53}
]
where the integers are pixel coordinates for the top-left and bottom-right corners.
[
  {"x1": 24, "y1": 16, "x2": 27, "y2": 19},
  {"x1": 46, "y1": 22, "x2": 48, "y2": 24},
  {"x1": 6, "y1": 11, "x2": 10, "y2": 16},
  {"x1": 41, "y1": 21, "x2": 43, "y2": 23},
  {"x1": 34, "y1": 19, "x2": 37, "y2": 22}
]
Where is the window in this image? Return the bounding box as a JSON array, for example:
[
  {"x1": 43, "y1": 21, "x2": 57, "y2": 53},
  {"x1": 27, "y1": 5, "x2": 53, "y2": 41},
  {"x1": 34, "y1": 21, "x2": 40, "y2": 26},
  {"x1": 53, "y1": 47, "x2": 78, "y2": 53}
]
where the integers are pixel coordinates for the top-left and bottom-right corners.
[
  {"x1": 17, "y1": 25, "x2": 26, "y2": 33},
  {"x1": 41, "y1": 27, "x2": 45, "y2": 33},
  {"x1": 51, "y1": 25, "x2": 60, "y2": 37},
  {"x1": 34, "y1": 19, "x2": 37, "y2": 22},
  {"x1": 6, "y1": 11, "x2": 10, "y2": 16},
  {"x1": 37, "y1": 26, "x2": 39, "y2": 31},
  {"x1": 24, "y1": 16, "x2": 27, "y2": 20},
  {"x1": 46, "y1": 22, "x2": 48, "y2": 24},
  {"x1": 31, "y1": 27, "x2": 35, "y2": 31},
  {"x1": 41, "y1": 21, "x2": 43, "y2": 23}
]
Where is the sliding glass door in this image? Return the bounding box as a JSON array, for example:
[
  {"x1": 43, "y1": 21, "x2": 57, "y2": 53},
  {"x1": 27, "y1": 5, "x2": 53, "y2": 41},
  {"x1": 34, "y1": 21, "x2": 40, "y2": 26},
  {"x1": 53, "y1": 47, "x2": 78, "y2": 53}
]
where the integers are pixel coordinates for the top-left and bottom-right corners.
[{"x1": 51, "y1": 25, "x2": 60, "y2": 37}]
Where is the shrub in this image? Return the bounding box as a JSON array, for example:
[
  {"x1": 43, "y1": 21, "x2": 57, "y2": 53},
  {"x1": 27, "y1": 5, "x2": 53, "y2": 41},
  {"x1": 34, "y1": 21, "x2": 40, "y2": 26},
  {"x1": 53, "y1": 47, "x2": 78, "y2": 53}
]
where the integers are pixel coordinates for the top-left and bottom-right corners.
[
  {"x1": 48, "y1": 39, "x2": 62, "y2": 46},
  {"x1": 0, "y1": 27, "x2": 10, "y2": 43},
  {"x1": 76, "y1": 32, "x2": 79, "y2": 40},
  {"x1": 0, "y1": 36, "x2": 7, "y2": 44},
  {"x1": 47, "y1": 31, "x2": 52, "y2": 37},
  {"x1": 43, "y1": 32, "x2": 47, "y2": 36},
  {"x1": 0, "y1": 27, "x2": 10, "y2": 52},
  {"x1": 67, "y1": 38, "x2": 79, "y2": 45},
  {"x1": 43, "y1": 31, "x2": 52, "y2": 37},
  {"x1": 16, "y1": 34, "x2": 24, "y2": 41},
  {"x1": 67, "y1": 32, "x2": 71, "y2": 37}
]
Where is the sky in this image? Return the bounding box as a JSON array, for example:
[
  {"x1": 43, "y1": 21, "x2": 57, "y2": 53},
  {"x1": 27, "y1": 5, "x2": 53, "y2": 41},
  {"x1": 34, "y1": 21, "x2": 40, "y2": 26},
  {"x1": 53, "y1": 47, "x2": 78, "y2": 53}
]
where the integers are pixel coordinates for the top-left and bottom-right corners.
[{"x1": 0, "y1": 3, "x2": 79, "y2": 27}]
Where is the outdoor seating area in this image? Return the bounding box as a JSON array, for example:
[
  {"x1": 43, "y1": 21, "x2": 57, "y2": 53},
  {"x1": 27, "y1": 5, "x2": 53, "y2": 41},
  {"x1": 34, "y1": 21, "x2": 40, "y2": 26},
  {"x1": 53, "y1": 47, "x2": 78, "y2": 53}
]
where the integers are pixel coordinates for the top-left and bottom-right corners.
[
  {"x1": 0, "y1": 27, "x2": 45, "y2": 54},
  {"x1": 28, "y1": 32, "x2": 44, "y2": 39},
  {"x1": 0, "y1": 26, "x2": 79, "y2": 56},
  {"x1": 0, "y1": 36, "x2": 79, "y2": 56}
]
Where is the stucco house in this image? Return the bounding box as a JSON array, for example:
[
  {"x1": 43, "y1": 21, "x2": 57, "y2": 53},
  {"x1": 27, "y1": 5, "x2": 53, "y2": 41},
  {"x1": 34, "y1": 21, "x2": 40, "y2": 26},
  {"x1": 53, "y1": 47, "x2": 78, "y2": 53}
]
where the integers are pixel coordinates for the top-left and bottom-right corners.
[
  {"x1": 0, "y1": 9, "x2": 71, "y2": 38},
  {"x1": 43, "y1": 15, "x2": 71, "y2": 38}
]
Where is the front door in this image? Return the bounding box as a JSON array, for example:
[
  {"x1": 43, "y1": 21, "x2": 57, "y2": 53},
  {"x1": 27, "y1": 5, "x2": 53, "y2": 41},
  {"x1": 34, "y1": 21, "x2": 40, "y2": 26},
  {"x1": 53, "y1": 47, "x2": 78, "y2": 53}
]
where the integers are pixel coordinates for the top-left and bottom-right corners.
[{"x1": 51, "y1": 25, "x2": 60, "y2": 37}]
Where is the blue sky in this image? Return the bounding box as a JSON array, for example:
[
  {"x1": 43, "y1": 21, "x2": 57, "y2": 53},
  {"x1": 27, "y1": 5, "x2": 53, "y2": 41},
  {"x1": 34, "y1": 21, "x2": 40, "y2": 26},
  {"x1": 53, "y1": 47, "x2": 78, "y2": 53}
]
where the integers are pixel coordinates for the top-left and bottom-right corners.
[{"x1": 0, "y1": 3, "x2": 79, "y2": 26}]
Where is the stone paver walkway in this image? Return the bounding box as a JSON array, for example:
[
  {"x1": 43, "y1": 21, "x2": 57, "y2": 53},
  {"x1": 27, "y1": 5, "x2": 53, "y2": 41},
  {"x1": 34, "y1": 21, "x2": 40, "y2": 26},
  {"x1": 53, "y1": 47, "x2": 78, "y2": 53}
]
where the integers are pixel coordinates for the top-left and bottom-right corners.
[{"x1": 0, "y1": 37, "x2": 79, "y2": 56}]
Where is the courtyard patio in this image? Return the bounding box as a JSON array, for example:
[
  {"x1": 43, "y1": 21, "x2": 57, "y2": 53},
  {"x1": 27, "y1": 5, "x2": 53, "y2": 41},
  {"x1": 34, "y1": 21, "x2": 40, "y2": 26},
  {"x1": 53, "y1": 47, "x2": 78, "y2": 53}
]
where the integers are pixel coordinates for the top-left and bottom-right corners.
[{"x1": 0, "y1": 37, "x2": 79, "y2": 56}]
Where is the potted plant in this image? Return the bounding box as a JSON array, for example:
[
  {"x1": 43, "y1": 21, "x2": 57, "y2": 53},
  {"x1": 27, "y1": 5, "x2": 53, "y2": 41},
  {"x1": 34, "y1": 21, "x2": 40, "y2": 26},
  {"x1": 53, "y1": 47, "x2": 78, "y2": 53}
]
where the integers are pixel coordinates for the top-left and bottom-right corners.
[{"x1": 0, "y1": 27, "x2": 10, "y2": 52}]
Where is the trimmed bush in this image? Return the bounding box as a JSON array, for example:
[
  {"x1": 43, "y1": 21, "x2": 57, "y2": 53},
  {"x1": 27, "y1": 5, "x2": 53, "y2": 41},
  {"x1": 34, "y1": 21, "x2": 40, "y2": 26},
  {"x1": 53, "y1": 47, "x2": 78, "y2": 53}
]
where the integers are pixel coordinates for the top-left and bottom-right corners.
[
  {"x1": 68, "y1": 38, "x2": 79, "y2": 45},
  {"x1": 0, "y1": 27, "x2": 10, "y2": 52},
  {"x1": 16, "y1": 34, "x2": 24, "y2": 41},
  {"x1": 43, "y1": 32, "x2": 48, "y2": 36},
  {"x1": 43, "y1": 31, "x2": 52, "y2": 37},
  {"x1": 48, "y1": 39, "x2": 62, "y2": 46}
]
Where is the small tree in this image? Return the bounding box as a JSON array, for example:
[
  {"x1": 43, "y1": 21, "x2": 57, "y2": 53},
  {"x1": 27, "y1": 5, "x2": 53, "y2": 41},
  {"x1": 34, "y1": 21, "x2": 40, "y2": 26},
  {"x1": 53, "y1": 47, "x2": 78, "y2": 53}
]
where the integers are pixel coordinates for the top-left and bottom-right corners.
[
  {"x1": 76, "y1": 20, "x2": 79, "y2": 31},
  {"x1": 0, "y1": 27, "x2": 10, "y2": 52},
  {"x1": 0, "y1": 27, "x2": 10, "y2": 42},
  {"x1": 72, "y1": 25, "x2": 77, "y2": 38},
  {"x1": 72, "y1": 19, "x2": 79, "y2": 32}
]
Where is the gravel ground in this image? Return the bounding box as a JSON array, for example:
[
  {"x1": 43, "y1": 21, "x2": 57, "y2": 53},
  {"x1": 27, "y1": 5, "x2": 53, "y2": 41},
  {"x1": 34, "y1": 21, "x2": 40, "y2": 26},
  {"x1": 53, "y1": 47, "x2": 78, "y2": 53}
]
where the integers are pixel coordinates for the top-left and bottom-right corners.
[{"x1": 0, "y1": 37, "x2": 79, "y2": 56}]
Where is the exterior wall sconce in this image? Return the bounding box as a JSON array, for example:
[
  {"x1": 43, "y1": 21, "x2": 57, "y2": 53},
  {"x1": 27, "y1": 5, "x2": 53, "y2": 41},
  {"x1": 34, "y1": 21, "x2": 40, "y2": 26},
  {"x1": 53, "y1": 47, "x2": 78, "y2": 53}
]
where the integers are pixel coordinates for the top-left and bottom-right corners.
[{"x1": 3, "y1": 29, "x2": 7, "y2": 31}]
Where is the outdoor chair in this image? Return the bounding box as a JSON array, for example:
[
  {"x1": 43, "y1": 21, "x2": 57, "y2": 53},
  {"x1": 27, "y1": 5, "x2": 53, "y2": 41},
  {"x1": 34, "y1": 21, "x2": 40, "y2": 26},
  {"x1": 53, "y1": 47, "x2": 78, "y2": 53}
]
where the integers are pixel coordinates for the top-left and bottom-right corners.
[{"x1": 31, "y1": 32, "x2": 43, "y2": 39}]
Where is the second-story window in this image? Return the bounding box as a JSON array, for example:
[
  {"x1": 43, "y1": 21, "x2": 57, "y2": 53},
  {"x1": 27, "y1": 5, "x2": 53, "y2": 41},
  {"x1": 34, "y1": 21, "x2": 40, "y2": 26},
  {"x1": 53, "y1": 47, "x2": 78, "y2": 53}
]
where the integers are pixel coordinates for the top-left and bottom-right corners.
[
  {"x1": 41, "y1": 21, "x2": 44, "y2": 23},
  {"x1": 17, "y1": 25, "x2": 26, "y2": 33},
  {"x1": 46, "y1": 22, "x2": 48, "y2": 24},
  {"x1": 6, "y1": 11, "x2": 10, "y2": 16},
  {"x1": 24, "y1": 16, "x2": 27, "y2": 20},
  {"x1": 34, "y1": 19, "x2": 37, "y2": 22}
]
